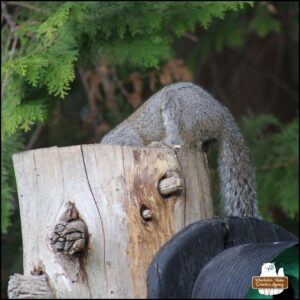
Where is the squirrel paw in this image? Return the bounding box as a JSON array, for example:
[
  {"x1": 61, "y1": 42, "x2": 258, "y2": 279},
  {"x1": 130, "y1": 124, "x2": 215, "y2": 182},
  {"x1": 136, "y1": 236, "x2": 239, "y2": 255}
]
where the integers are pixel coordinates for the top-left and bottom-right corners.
[
  {"x1": 147, "y1": 141, "x2": 168, "y2": 148},
  {"x1": 172, "y1": 145, "x2": 181, "y2": 150},
  {"x1": 147, "y1": 141, "x2": 182, "y2": 150}
]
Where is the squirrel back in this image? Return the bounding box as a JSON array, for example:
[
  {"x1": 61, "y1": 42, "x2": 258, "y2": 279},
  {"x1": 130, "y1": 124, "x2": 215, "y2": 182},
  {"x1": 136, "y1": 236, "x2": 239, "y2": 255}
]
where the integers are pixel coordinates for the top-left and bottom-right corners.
[{"x1": 101, "y1": 82, "x2": 259, "y2": 218}]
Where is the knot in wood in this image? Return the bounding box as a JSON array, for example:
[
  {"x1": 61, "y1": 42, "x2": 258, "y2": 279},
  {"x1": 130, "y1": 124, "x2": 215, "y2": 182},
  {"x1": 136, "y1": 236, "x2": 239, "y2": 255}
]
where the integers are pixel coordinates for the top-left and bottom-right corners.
[
  {"x1": 50, "y1": 219, "x2": 87, "y2": 255},
  {"x1": 50, "y1": 205, "x2": 88, "y2": 256},
  {"x1": 158, "y1": 173, "x2": 183, "y2": 197},
  {"x1": 141, "y1": 209, "x2": 152, "y2": 221}
]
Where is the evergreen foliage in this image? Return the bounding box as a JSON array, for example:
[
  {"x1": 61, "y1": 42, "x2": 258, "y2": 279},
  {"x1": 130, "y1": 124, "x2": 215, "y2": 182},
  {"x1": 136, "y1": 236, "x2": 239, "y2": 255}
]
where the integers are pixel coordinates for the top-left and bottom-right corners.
[
  {"x1": 1, "y1": 1, "x2": 297, "y2": 234},
  {"x1": 2, "y1": 1, "x2": 255, "y2": 138}
]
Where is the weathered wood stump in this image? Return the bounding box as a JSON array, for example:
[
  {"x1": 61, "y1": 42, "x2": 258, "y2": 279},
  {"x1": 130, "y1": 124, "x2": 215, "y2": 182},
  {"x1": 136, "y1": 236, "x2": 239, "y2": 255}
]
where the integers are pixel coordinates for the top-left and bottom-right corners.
[{"x1": 8, "y1": 144, "x2": 213, "y2": 298}]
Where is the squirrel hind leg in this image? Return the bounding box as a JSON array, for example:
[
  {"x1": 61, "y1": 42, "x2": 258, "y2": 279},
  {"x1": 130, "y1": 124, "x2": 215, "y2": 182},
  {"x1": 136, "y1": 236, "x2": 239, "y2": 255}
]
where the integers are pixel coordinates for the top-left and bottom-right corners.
[{"x1": 161, "y1": 107, "x2": 184, "y2": 147}]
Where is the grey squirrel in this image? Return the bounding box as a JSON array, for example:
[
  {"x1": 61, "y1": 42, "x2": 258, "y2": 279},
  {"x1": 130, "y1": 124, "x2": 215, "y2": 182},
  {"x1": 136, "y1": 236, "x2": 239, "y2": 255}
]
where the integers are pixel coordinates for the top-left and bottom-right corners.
[{"x1": 101, "y1": 82, "x2": 259, "y2": 218}]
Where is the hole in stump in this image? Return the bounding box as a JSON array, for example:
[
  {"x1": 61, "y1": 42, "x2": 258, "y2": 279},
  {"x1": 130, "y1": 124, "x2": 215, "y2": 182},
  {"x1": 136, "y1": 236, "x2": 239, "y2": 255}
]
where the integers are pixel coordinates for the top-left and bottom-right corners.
[{"x1": 140, "y1": 204, "x2": 152, "y2": 222}]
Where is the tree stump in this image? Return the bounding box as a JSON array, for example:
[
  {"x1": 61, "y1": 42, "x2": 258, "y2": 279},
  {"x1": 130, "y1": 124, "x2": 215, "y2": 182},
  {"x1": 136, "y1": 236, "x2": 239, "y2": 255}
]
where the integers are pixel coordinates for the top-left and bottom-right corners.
[{"x1": 9, "y1": 144, "x2": 213, "y2": 298}]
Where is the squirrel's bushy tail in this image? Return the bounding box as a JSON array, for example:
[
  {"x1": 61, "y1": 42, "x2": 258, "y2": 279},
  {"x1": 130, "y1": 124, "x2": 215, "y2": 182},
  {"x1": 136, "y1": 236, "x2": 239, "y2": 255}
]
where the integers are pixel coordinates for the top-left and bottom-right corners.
[{"x1": 217, "y1": 113, "x2": 259, "y2": 217}]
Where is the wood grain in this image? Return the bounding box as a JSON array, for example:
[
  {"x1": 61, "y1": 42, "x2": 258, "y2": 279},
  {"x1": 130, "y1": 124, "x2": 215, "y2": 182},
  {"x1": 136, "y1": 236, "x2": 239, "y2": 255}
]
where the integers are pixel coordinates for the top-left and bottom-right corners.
[{"x1": 11, "y1": 144, "x2": 213, "y2": 298}]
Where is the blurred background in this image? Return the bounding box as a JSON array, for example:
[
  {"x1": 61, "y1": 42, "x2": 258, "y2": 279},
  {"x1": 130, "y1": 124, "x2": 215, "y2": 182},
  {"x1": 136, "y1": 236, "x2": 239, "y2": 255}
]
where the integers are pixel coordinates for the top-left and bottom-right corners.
[{"x1": 1, "y1": 1, "x2": 299, "y2": 298}]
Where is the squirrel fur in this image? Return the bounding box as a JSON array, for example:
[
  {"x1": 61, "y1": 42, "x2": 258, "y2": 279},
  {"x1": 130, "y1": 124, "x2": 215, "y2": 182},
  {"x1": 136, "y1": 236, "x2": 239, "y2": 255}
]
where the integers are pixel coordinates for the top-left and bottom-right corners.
[{"x1": 100, "y1": 82, "x2": 259, "y2": 218}]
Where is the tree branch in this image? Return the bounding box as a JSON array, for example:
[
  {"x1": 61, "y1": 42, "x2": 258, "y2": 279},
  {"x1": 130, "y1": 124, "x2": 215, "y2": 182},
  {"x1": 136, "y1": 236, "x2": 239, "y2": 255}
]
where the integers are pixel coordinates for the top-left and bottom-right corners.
[
  {"x1": 256, "y1": 157, "x2": 298, "y2": 171},
  {"x1": 6, "y1": 1, "x2": 49, "y2": 14},
  {"x1": 1, "y1": 35, "x2": 18, "y2": 100},
  {"x1": 77, "y1": 66, "x2": 97, "y2": 114},
  {"x1": 1, "y1": 1, "x2": 17, "y2": 31},
  {"x1": 245, "y1": 59, "x2": 299, "y2": 103},
  {"x1": 210, "y1": 61, "x2": 231, "y2": 106},
  {"x1": 111, "y1": 68, "x2": 131, "y2": 101},
  {"x1": 25, "y1": 123, "x2": 45, "y2": 150},
  {"x1": 1, "y1": 2, "x2": 19, "y2": 100},
  {"x1": 182, "y1": 32, "x2": 199, "y2": 42}
]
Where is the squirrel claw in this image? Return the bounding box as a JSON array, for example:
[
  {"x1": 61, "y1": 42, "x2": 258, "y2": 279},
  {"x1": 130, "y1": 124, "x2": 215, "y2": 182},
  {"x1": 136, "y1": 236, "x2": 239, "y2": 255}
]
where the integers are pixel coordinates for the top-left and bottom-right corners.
[
  {"x1": 147, "y1": 141, "x2": 168, "y2": 148},
  {"x1": 173, "y1": 145, "x2": 181, "y2": 150},
  {"x1": 147, "y1": 141, "x2": 182, "y2": 151}
]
